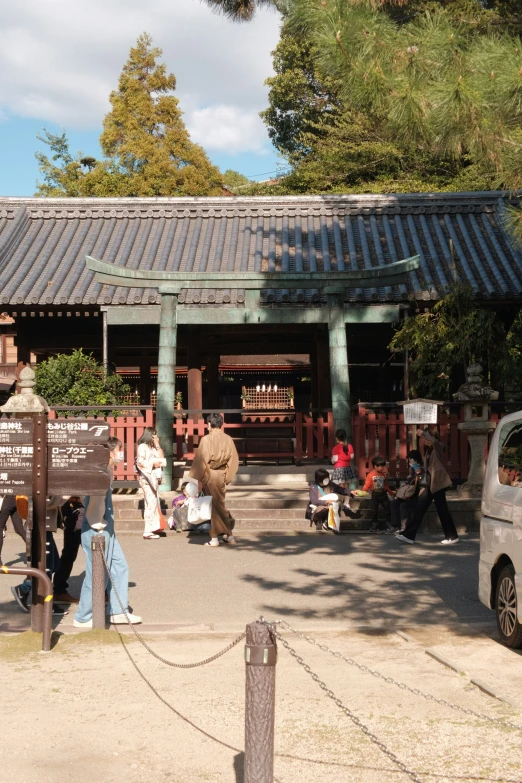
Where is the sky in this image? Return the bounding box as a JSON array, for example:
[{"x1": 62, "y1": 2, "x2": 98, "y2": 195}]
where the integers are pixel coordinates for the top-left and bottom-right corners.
[{"x1": 0, "y1": 0, "x2": 284, "y2": 197}]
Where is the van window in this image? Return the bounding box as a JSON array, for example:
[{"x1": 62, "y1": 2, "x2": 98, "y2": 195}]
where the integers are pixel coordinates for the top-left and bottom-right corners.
[{"x1": 498, "y1": 417, "x2": 522, "y2": 487}]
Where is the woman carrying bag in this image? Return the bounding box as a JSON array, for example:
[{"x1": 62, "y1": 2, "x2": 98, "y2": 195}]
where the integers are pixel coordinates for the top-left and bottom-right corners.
[
  {"x1": 388, "y1": 449, "x2": 426, "y2": 534},
  {"x1": 136, "y1": 427, "x2": 168, "y2": 539}
]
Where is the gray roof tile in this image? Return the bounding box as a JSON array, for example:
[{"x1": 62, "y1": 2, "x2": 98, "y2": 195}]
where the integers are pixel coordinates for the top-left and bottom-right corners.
[{"x1": 0, "y1": 192, "x2": 521, "y2": 307}]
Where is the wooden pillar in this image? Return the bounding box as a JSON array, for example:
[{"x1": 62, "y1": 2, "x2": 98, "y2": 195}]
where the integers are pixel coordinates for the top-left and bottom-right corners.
[
  {"x1": 156, "y1": 293, "x2": 177, "y2": 491},
  {"x1": 328, "y1": 296, "x2": 351, "y2": 438},
  {"x1": 102, "y1": 310, "x2": 108, "y2": 376},
  {"x1": 316, "y1": 331, "x2": 331, "y2": 410},
  {"x1": 187, "y1": 343, "x2": 203, "y2": 415},
  {"x1": 139, "y1": 361, "x2": 151, "y2": 405},
  {"x1": 206, "y1": 351, "x2": 219, "y2": 409}
]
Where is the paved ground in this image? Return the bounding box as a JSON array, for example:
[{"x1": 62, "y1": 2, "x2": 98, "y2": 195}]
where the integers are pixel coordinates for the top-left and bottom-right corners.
[
  {"x1": 0, "y1": 529, "x2": 492, "y2": 631},
  {"x1": 2, "y1": 528, "x2": 522, "y2": 783}
]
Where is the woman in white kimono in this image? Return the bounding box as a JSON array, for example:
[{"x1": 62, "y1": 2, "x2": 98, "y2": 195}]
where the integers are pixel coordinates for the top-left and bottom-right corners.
[{"x1": 136, "y1": 427, "x2": 167, "y2": 539}]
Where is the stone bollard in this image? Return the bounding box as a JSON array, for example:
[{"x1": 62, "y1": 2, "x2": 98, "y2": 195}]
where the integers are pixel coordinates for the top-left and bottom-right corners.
[{"x1": 244, "y1": 620, "x2": 277, "y2": 783}]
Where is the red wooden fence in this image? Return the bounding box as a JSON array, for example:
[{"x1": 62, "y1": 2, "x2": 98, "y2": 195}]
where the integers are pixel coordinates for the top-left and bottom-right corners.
[
  {"x1": 351, "y1": 404, "x2": 507, "y2": 482},
  {"x1": 49, "y1": 407, "x2": 335, "y2": 480}
]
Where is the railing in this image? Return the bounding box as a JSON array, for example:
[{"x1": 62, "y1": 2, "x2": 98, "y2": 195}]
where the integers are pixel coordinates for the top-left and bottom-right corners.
[
  {"x1": 351, "y1": 402, "x2": 520, "y2": 481},
  {"x1": 48, "y1": 407, "x2": 335, "y2": 481},
  {"x1": 0, "y1": 363, "x2": 18, "y2": 378}
]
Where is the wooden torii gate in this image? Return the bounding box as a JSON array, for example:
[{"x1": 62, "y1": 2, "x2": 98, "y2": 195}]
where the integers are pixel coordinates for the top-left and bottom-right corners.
[{"x1": 86, "y1": 255, "x2": 420, "y2": 489}]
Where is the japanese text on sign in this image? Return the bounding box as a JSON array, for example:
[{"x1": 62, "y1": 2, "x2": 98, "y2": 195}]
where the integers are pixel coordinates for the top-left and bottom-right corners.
[{"x1": 403, "y1": 402, "x2": 438, "y2": 425}]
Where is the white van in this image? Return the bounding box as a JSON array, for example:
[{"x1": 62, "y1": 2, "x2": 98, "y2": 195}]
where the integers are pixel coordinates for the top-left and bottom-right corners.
[{"x1": 479, "y1": 410, "x2": 522, "y2": 648}]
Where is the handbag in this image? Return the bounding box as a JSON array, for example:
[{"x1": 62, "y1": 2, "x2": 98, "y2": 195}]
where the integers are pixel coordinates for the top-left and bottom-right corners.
[
  {"x1": 395, "y1": 483, "x2": 416, "y2": 500},
  {"x1": 187, "y1": 495, "x2": 213, "y2": 523}
]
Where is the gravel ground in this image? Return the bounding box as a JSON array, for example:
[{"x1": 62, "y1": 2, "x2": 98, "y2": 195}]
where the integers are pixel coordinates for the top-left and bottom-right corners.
[{"x1": 1, "y1": 527, "x2": 521, "y2": 783}]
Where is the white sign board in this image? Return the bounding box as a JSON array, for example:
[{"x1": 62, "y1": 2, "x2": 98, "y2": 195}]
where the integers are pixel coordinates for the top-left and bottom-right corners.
[{"x1": 403, "y1": 401, "x2": 438, "y2": 425}]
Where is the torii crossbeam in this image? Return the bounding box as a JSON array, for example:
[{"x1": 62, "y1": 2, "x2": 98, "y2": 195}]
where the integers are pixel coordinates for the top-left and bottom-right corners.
[{"x1": 86, "y1": 254, "x2": 420, "y2": 489}]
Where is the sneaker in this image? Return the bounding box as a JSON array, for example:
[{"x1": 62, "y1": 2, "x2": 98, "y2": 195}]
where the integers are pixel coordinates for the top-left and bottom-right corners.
[
  {"x1": 385, "y1": 526, "x2": 400, "y2": 535},
  {"x1": 395, "y1": 534, "x2": 414, "y2": 544},
  {"x1": 342, "y1": 505, "x2": 362, "y2": 519},
  {"x1": 52, "y1": 604, "x2": 68, "y2": 616},
  {"x1": 11, "y1": 585, "x2": 30, "y2": 613},
  {"x1": 369, "y1": 525, "x2": 379, "y2": 533},
  {"x1": 110, "y1": 613, "x2": 142, "y2": 625},
  {"x1": 54, "y1": 592, "x2": 79, "y2": 604},
  {"x1": 73, "y1": 618, "x2": 93, "y2": 628},
  {"x1": 441, "y1": 537, "x2": 460, "y2": 545}
]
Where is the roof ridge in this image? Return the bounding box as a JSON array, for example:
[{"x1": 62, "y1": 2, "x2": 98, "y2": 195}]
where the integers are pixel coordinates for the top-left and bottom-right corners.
[{"x1": 0, "y1": 190, "x2": 518, "y2": 209}]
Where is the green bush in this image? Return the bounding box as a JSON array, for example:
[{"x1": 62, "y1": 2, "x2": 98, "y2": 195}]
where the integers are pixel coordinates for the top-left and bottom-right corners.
[{"x1": 34, "y1": 350, "x2": 130, "y2": 412}]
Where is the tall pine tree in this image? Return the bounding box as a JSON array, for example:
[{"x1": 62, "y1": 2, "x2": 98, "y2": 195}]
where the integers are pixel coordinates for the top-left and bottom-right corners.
[
  {"x1": 100, "y1": 33, "x2": 222, "y2": 197},
  {"x1": 36, "y1": 34, "x2": 223, "y2": 197}
]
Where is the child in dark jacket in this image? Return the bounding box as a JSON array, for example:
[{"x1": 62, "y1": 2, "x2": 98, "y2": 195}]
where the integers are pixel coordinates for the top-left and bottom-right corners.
[{"x1": 362, "y1": 455, "x2": 396, "y2": 533}]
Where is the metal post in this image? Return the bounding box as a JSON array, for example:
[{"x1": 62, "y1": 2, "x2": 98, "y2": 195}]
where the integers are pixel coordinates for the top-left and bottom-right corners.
[
  {"x1": 245, "y1": 620, "x2": 277, "y2": 783},
  {"x1": 328, "y1": 295, "x2": 351, "y2": 438},
  {"x1": 1, "y1": 565, "x2": 53, "y2": 651},
  {"x1": 157, "y1": 292, "x2": 177, "y2": 491},
  {"x1": 102, "y1": 310, "x2": 108, "y2": 377},
  {"x1": 31, "y1": 413, "x2": 48, "y2": 634},
  {"x1": 91, "y1": 534, "x2": 106, "y2": 629}
]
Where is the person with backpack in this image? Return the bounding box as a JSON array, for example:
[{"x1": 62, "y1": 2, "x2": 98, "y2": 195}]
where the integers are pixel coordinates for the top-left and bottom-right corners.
[{"x1": 330, "y1": 428, "x2": 355, "y2": 490}]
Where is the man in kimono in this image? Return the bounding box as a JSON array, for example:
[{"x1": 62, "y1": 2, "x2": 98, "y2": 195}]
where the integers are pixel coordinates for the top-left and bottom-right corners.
[{"x1": 189, "y1": 413, "x2": 239, "y2": 547}]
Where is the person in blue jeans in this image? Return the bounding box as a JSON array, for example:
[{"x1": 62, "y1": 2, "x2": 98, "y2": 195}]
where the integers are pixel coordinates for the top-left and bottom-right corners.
[{"x1": 74, "y1": 436, "x2": 141, "y2": 628}]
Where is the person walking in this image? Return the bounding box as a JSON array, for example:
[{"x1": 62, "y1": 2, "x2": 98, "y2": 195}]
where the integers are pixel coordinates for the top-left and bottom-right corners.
[
  {"x1": 395, "y1": 425, "x2": 459, "y2": 545},
  {"x1": 0, "y1": 495, "x2": 26, "y2": 567},
  {"x1": 53, "y1": 497, "x2": 84, "y2": 604},
  {"x1": 188, "y1": 413, "x2": 239, "y2": 547},
  {"x1": 136, "y1": 427, "x2": 167, "y2": 539},
  {"x1": 74, "y1": 437, "x2": 141, "y2": 628}
]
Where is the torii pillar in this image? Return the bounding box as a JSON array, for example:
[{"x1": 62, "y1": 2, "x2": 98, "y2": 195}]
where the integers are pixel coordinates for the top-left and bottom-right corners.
[{"x1": 156, "y1": 293, "x2": 177, "y2": 490}]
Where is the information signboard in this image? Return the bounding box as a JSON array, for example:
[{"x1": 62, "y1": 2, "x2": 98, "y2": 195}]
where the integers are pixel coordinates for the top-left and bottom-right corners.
[{"x1": 402, "y1": 400, "x2": 439, "y2": 425}]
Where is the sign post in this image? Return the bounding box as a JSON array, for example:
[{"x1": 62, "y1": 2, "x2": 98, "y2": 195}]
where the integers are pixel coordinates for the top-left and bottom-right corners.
[
  {"x1": 1, "y1": 367, "x2": 111, "y2": 645},
  {"x1": 399, "y1": 398, "x2": 443, "y2": 451}
]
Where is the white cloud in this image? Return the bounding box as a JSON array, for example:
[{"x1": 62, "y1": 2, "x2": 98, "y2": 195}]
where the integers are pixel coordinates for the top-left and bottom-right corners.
[
  {"x1": 0, "y1": 0, "x2": 281, "y2": 152},
  {"x1": 186, "y1": 104, "x2": 269, "y2": 153}
]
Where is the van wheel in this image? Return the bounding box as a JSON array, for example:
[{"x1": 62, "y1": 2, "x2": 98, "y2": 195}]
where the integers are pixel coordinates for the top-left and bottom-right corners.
[{"x1": 496, "y1": 565, "x2": 522, "y2": 649}]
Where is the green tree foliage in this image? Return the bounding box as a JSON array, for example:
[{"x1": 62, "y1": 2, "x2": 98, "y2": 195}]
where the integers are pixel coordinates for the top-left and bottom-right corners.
[
  {"x1": 389, "y1": 284, "x2": 510, "y2": 398},
  {"x1": 203, "y1": 0, "x2": 284, "y2": 22},
  {"x1": 259, "y1": 14, "x2": 496, "y2": 194},
  {"x1": 35, "y1": 34, "x2": 223, "y2": 197},
  {"x1": 222, "y1": 169, "x2": 252, "y2": 191},
  {"x1": 285, "y1": 1, "x2": 522, "y2": 210},
  {"x1": 34, "y1": 350, "x2": 129, "y2": 408},
  {"x1": 260, "y1": 22, "x2": 341, "y2": 159}
]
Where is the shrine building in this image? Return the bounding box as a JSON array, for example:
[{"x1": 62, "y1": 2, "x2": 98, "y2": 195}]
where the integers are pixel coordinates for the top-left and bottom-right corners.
[{"x1": 0, "y1": 191, "x2": 521, "y2": 483}]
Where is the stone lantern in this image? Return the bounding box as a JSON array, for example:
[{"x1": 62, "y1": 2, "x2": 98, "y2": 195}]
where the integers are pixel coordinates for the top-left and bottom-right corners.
[
  {"x1": 0, "y1": 365, "x2": 49, "y2": 415},
  {"x1": 454, "y1": 363, "x2": 498, "y2": 497}
]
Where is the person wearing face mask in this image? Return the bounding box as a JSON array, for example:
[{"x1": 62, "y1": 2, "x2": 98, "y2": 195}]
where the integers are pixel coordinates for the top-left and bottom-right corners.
[
  {"x1": 387, "y1": 450, "x2": 426, "y2": 535},
  {"x1": 396, "y1": 425, "x2": 459, "y2": 545},
  {"x1": 306, "y1": 468, "x2": 360, "y2": 532},
  {"x1": 73, "y1": 436, "x2": 141, "y2": 628},
  {"x1": 136, "y1": 427, "x2": 168, "y2": 540}
]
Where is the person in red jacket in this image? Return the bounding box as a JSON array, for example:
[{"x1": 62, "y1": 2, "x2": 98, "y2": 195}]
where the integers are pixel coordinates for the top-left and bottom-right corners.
[{"x1": 362, "y1": 455, "x2": 396, "y2": 533}]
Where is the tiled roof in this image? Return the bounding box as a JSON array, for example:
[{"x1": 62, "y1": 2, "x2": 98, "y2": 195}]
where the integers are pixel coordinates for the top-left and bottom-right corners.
[{"x1": 0, "y1": 192, "x2": 521, "y2": 307}]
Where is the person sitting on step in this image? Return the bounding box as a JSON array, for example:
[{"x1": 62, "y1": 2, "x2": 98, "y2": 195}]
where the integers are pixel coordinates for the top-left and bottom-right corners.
[{"x1": 306, "y1": 468, "x2": 360, "y2": 532}]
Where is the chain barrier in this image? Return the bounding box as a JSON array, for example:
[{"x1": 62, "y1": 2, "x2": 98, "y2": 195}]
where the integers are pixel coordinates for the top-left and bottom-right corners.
[
  {"x1": 268, "y1": 619, "x2": 522, "y2": 734},
  {"x1": 100, "y1": 549, "x2": 245, "y2": 668},
  {"x1": 270, "y1": 625, "x2": 424, "y2": 783}
]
